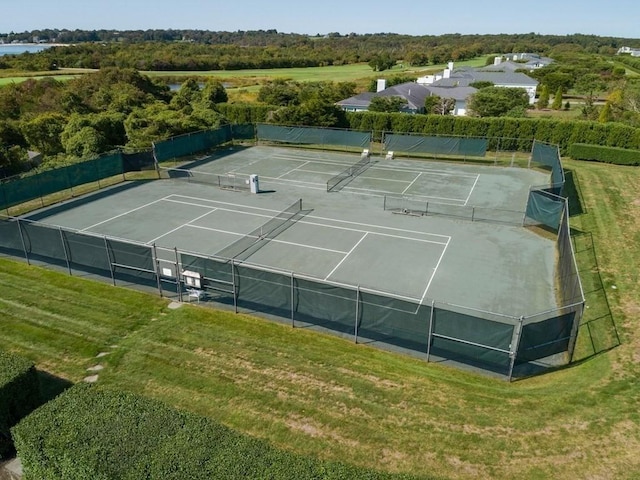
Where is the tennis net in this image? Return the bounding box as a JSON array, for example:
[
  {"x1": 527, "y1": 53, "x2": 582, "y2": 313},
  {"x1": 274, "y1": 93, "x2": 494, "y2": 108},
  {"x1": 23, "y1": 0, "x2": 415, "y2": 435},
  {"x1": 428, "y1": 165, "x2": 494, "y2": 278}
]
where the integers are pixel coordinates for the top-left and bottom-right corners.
[
  {"x1": 216, "y1": 199, "x2": 303, "y2": 261},
  {"x1": 159, "y1": 166, "x2": 250, "y2": 191},
  {"x1": 383, "y1": 195, "x2": 526, "y2": 225},
  {"x1": 326, "y1": 150, "x2": 372, "y2": 192}
]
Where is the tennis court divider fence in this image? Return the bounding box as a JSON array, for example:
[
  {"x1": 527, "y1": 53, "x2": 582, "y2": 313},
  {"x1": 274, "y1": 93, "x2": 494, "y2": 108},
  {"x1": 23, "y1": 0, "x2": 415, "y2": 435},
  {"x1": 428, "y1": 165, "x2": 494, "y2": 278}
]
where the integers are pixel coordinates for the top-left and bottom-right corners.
[
  {"x1": 158, "y1": 166, "x2": 251, "y2": 192},
  {"x1": 383, "y1": 195, "x2": 527, "y2": 225}
]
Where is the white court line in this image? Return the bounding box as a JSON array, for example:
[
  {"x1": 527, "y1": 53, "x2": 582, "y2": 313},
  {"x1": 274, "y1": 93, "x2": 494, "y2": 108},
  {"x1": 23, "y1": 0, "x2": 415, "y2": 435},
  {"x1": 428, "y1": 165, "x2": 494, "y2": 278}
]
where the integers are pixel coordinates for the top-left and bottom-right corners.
[
  {"x1": 184, "y1": 224, "x2": 348, "y2": 254},
  {"x1": 419, "y1": 237, "x2": 451, "y2": 305},
  {"x1": 463, "y1": 174, "x2": 480, "y2": 206},
  {"x1": 277, "y1": 160, "x2": 310, "y2": 178},
  {"x1": 372, "y1": 164, "x2": 479, "y2": 178},
  {"x1": 324, "y1": 232, "x2": 368, "y2": 280},
  {"x1": 344, "y1": 184, "x2": 466, "y2": 204},
  {"x1": 166, "y1": 197, "x2": 447, "y2": 246},
  {"x1": 145, "y1": 208, "x2": 218, "y2": 244},
  {"x1": 402, "y1": 172, "x2": 423, "y2": 195},
  {"x1": 167, "y1": 194, "x2": 451, "y2": 243},
  {"x1": 80, "y1": 196, "x2": 171, "y2": 232},
  {"x1": 296, "y1": 168, "x2": 338, "y2": 177},
  {"x1": 302, "y1": 219, "x2": 448, "y2": 245},
  {"x1": 271, "y1": 154, "x2": 354, "y2": 167}
]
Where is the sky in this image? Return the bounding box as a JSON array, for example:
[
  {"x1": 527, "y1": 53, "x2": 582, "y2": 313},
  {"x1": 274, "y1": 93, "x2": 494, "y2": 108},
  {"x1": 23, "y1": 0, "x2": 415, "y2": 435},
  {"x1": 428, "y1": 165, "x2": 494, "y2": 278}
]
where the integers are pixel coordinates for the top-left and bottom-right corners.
[{"x1": 1, "y1": 0, "x2": 639, "y2": 39}]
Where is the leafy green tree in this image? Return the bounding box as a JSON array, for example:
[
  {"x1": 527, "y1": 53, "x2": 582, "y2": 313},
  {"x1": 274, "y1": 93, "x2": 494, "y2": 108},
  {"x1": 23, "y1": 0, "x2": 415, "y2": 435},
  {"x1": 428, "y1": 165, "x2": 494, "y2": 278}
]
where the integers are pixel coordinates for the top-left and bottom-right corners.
[
  {"x1": 467, "y1": 87, "x2": 530, "y2": 117},
  {"x1": 298, "y1": 82, "x2": 355, "y2": 103},
  {"x1": 424, "y1": 96, "x2": 455, "y2": 115},
  {"x1": 536, "y1": 85, "x2": 550, "y2": 109},
  {"x1": 598, "y1": 102, "x2": 613, "y2": 123},
  {"x1": 257, "y1": 79, "x2": 300, "y2": 106},
  {"x1": 368, "y1": 53, "x2": 395, "y2": 72},
  {"x1": 198, "y1": 79, "x2": 228, "y2": 106},
  {"x1": 469, "y1": 81, "x2": 494, "y2": 90},
  {"x1": 170, "y1": 78, "x2": 201, "y2": 111},
  {"x1": 575, "y1": 73, "x2": 607, "y2": 109},
  {"x1": 62, "y1": 126, "x2": 106, "y2": 158},
  {"x1": 551, "y1": 87, "x2": 563, "y2": 110},
  {"x1": 20, "y1": 113, "x2": 67, "y2": 155},
  {"x1": 271, "y1": 100, "x2": 347, "y2": 127},
  {"x1": 368, "y1": 96, "x2": 408, "y2": 113}
]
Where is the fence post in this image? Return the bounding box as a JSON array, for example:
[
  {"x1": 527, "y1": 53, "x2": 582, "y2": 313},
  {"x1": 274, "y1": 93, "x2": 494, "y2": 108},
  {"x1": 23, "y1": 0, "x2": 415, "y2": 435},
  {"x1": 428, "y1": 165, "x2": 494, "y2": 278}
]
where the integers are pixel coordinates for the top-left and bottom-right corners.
[
  {"x1": 567, "y1": 303, "x2": 585, "y2": 364},
  {"x1": 103, "y1": 236, "x2": 116, "y2": 286},
  {"x1": 290, "y1": 271, "x2": 295, "y2": 327},
  {"x1": 152, "y1": 243, "x2": 163, "y2": 298},
  {"x1": 174, "y1": 247, "x2": 182, "y2": 302},
  {"x1": 426, "y1": 300, "x2": 435, "y2": 361},
  {"x1": 354, "y1": 285, "x2": 360, "y2": 343},
  {"x1": 16, "y1": 219, "x2": 30, "y2": 265},
  {"x1": 507, "y1": 316, "x2": 524, "y2": 382},
  {"x1": 232, "y1": 258, "x2": 238, "y2": 314},
  {"x1": 59, "y1": 227, "x2": 71, "y2": 276}
]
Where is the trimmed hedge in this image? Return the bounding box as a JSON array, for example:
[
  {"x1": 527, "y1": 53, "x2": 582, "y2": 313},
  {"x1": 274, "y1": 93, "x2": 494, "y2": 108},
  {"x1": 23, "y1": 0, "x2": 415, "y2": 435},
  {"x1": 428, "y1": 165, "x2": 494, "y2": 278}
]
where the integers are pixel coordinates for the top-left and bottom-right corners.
[
  {"x1": 568, "y1": 143, "x2": 640, "y2": 165},
  {"x1": 0, "y1": 350, "x2": 41, "y2": 459},
  {"x1": 215, "y1": 104, "x2": 640, "y2": 155},
  {"x1": 12, "y1": 384, "x2": 428, "y2": 480},
  {"x1": 217, "y1": 103, "x2": 276, "y2": 124}
]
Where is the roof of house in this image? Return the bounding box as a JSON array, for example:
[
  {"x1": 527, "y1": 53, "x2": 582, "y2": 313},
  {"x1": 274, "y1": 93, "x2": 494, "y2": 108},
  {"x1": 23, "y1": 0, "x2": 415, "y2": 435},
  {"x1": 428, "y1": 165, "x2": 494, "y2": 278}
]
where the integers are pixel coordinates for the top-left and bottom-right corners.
[
  {"x1": 432, "y1": 70, "x2": 538, "y2": 87},
  {"x1": 337, "y1": 81, "x2": 477, "y2": 111},
  {"x1": 377, "y1": 82, "x2": 431, "y2": 110},
  {"x1": 425, "y1": 85, "x2": 477, "y2": 101},
  {"x1": 336, "y1": 92, "x2": 376, "y2": 108}
]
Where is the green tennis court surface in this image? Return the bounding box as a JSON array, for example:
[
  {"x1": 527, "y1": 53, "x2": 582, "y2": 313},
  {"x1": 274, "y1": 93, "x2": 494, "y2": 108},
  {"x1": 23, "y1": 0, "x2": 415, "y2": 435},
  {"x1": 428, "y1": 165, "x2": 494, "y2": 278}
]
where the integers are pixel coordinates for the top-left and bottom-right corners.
[{"x1": 26, "y1": 145, "x2": 555, "y2": 316}]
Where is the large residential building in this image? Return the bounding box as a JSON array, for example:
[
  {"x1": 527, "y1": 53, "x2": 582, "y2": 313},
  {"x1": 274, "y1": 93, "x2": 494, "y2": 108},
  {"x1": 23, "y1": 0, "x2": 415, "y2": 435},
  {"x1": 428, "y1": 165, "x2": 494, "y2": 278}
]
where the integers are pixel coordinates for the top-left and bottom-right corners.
[{"x1": 337, "y1": 60, "x2": 540, "y2": 116}]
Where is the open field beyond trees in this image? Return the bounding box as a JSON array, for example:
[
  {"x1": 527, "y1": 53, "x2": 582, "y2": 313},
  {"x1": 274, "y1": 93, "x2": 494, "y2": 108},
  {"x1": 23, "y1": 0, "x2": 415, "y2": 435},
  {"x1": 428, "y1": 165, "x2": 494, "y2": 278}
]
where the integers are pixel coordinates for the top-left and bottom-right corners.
[{"x1": 0, "y1": 158, "x2": 639, "y2": 479}]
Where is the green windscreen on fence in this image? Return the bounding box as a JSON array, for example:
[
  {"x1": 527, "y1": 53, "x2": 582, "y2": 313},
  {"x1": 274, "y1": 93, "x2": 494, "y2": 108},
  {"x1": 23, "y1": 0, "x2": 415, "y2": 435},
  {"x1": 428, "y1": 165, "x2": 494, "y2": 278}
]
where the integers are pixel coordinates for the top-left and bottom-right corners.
[
  {"x1": 0, "y1": 153, "x2": 124, "y2": 211},
  {"x1": 431, "y1": 307, "x2": 515, "y2": 373},
  {"x1": 153, "y1": 127, "x2": 232, "y2": 162},
  {"x1": 516, "y1": 312, "x2": 575, "y2": 364},
  {"x1": 384, "y1": 134, "x2": 488, "y2": 157},
  {"x1": 257, "y1": 124, "x2": 371, "y2": 148},
  {"x1": 231, "y1": 123, "x2": 256, "y2": 140},
  {"x1": 531, "y1": 141, "x2": 565, "y2": 192},
  {"x1": 525, "y1": 189, "x2": 565, "y2": 230},
  {"x1": 0, "y1": 217, "x2": 23, "y2": 256},
  {"x1": 63, "y1": 231, "x2": 112, "y2": 275}
]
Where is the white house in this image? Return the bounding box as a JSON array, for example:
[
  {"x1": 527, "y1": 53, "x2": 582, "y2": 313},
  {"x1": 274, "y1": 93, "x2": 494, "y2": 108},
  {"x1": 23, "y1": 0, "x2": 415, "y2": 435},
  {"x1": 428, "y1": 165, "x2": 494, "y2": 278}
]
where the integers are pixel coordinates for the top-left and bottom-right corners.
[{"x1": 419, "y1": 62, "x2": 539, "y2": 105}]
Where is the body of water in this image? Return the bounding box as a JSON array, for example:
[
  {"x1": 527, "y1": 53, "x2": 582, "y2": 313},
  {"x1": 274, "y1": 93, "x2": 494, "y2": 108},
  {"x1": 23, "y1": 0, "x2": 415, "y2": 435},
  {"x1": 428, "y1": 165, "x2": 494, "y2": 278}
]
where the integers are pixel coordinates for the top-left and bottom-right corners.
[{"x1": 0, "y1": 44, "x2": 54, "y2": 56}]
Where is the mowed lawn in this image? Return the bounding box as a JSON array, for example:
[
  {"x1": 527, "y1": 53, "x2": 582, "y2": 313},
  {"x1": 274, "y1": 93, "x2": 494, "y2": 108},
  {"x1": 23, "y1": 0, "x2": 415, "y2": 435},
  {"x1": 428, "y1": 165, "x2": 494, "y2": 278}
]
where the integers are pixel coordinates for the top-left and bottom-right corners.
[{"x1": 1, "y1": 158, "x2": 639, "y2": 479}]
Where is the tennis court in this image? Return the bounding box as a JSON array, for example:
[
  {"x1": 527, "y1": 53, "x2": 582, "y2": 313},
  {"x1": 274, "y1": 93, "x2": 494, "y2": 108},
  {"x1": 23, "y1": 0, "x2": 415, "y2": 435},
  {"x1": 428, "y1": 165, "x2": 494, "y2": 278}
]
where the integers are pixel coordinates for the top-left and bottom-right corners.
[{"x1": 25, "y1": 145, "x2": 555, "y2": 316}]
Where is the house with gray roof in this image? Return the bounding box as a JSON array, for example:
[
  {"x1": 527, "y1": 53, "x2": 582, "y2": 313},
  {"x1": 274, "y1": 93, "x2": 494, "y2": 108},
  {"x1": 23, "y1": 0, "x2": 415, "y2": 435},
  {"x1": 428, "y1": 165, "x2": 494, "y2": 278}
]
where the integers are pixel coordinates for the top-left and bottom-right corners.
[
  {"x1": 336, "y1": 80, "x2": 476, "y2": 116},
  {"x1": 418, "y1": 62, "x2": 539, "y2": 105}
]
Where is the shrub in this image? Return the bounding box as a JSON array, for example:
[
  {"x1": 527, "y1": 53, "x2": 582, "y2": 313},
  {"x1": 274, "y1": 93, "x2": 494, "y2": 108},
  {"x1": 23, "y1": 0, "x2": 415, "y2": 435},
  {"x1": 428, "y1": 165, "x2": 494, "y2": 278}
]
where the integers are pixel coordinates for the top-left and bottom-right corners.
[
  {"x1": 12, "y1": 384, "x2": 424, "y2": 479},
  {"x1": 568, "y1": 143, "x2": 640, "y2": 165},
  {"x1": 0, "y1": 350, "x2": 41, "y2": 459}
]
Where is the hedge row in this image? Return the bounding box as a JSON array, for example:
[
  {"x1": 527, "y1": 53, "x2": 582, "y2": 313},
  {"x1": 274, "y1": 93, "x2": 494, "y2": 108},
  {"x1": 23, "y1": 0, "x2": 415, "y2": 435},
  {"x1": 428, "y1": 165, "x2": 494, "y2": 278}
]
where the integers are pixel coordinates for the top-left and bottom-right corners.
[
  {"x1": 0, "y1": 350, "x2": 41, "y2": 459},
  {"x1": 346, "y1": 112, "x2": 640, "y2": 155},
  {"x1": 568, "y1": 143, "x2": 640, "y2": 165},
  {"x1": 12, "y1": 384, "x2": 428, "y2": 480},
  {"x1": 214, "y1": 103, "x2": 640, "y2": 155},
  {"x1": 216, "y1": 103, "x2": 275, "y2": 124}
]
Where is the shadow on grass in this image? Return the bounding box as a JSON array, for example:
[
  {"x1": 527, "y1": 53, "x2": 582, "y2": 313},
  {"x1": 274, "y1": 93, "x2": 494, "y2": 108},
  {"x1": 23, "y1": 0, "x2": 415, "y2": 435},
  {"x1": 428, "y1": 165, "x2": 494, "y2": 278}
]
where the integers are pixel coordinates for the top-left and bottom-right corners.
[
  {"x1": 37, "y1": 370, "x2": 73, "y2": 404},
  {"x1": 563, "y1": 169, "x2": 585, "y2": 217}
]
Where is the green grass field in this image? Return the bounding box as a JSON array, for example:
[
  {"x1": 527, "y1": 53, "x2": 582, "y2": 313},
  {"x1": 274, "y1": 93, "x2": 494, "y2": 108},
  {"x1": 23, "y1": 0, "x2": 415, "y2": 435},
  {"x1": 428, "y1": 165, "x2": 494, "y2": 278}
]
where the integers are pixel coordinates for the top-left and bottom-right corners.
[
  {"x1": 1, "y1": 158, "x2": 638, "y2": 479},
  {"x1": 0, "y1": 56, "x2": 494, "y2": 88}
]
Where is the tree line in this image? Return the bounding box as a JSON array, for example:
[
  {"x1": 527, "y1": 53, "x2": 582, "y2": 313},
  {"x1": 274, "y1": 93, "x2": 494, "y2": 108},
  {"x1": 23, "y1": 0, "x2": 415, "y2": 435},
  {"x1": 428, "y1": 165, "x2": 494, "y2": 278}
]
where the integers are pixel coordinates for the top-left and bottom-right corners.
[{"x1": 1, "y1": 31, "x2": 637, "y2": 72}]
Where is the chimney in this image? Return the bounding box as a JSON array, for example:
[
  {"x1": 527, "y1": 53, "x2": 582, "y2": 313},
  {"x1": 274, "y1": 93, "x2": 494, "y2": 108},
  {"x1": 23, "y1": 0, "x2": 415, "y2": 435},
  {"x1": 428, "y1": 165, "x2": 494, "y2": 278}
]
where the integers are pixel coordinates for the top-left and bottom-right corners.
[
  {"x1": 376, "y1": 79, "x2": 387, "y2": 92},
  {"x1": 443, "y1": 68, "x2": 451, "y2": 79},
  {"x1": 494, "y1": 56, "x2": 501, "y2": 65},
  {"x1": 448, "y1": 61, "x2": 454, "y2": 70}
]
